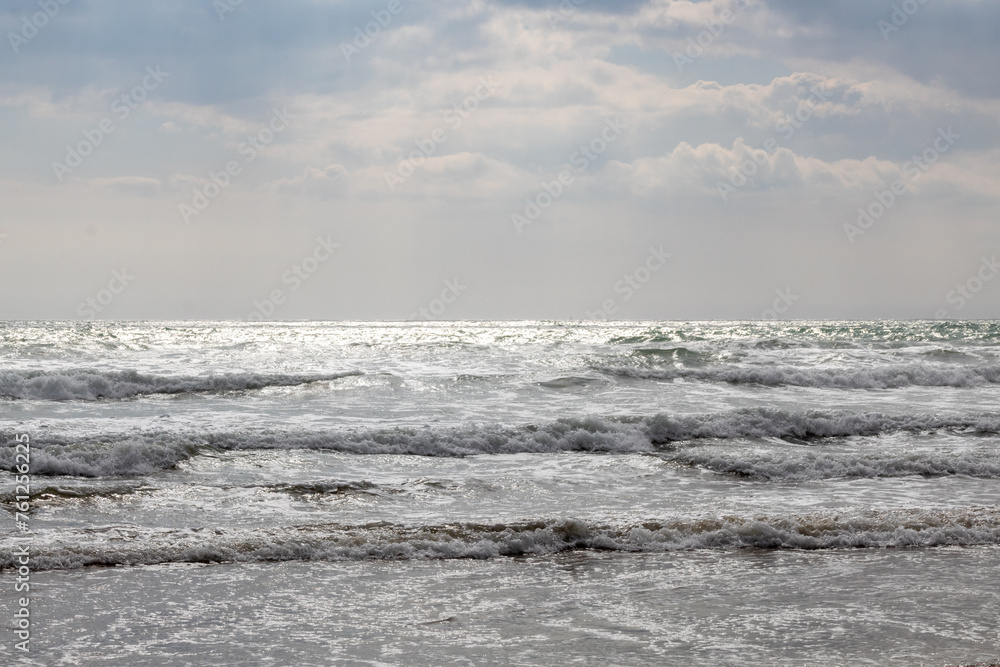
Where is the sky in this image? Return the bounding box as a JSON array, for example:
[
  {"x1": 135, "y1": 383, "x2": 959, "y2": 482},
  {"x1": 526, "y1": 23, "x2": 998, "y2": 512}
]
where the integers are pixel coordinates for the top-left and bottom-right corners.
[{"x1": 1, "y1": 0, "x2": 998, "y2": 321}]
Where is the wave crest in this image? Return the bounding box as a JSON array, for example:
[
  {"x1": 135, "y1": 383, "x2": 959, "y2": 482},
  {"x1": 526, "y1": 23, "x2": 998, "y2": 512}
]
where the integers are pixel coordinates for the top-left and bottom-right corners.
[
  {"x1": 6, "y1": 509, "x2": 999, "y2": 571},
  {"x1": 6, "y1": 409, "x2": 1000, "y2": 479},
  {"x1": 599, "y1": 364, "x2": 1000, "y2": 388},
  {"x1": 0, "y1": 369, "x2": 362, "y2": 400}
]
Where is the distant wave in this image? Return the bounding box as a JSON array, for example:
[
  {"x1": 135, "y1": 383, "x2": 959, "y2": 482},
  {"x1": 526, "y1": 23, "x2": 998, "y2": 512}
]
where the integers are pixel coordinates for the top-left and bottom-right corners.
[
  {"x1": 5, "y1": 408, "x2": 1000, "y2": 478},
  {"x1": 598, "y1": 364, "x2": 1000, "y2": 388},
  {"x1": 0, "y1": 369, "x2": 363, "y2": 400},
  {"x1": 5, "y1": 509, "x2": 999, "y2": 571},
  {"x1": 604, "y1": 321, "x2": 1000, "y2": 345}
]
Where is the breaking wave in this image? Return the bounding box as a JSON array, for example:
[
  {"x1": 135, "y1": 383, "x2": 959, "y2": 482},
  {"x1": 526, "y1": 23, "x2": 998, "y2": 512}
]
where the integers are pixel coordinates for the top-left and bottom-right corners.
[
  {"x1": 663, "y1": 448, "x2": 1000, "y2": 481},
  {"x1": 0, "y1": 369, "x2": 362, "y2": 401},
  {"x1": 598, "y1": 364, "x2": 1000, "y2": 388},
  {"x1": 5, "y1": 509, "x2": 999, "y2": 571},
  {"x1": 4, "y1": 408, "x2": 1000, "y2": 478}
]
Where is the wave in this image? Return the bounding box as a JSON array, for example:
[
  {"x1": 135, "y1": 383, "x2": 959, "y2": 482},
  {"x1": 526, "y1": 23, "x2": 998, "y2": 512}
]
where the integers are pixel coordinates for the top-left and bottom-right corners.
[
  {"x1": 5, "y1": 408, "x2": 1000, "y2": 478},
  {"x1": 0, "y1": 369, "x2": 362, "y2": 401},
  {"x1": 0, "y1": 479, "x2": 396, "y2": 505},
  {"x1": 0, "y1": 437, "x2": 201, "y2": 477},
  {"x1": 643, "y1": 409, "x2": 1000, "y2": 442},
  {"x1": 260, "y1": 481, "x2": 384, "y2": 497},
  {"x1": 649, "y1": 410, "x2": 1000, "y2": 479},
  {"x1": 604, "y1": 321, "x2": 1000, "y2": 345},
  {"x1": 630, "y1": 347, "x2": 712, "y2": 364},
  {"x1": 598, "y1": 364, "x2": 1000, "y2": 388},
  {"x1": 0, "y1": 416, "x2": 654, "y2": 476},
  {"x1": 662, "y1": 448, "x2": 1000, "y2": 481},
  {"x1": 0, "y1": 481, "x2": 148, "y2": 503},
  {"x1": 5, "y1": 509, "x2": 999, "y2": 571},
  {"x1": 536, "y1": 376, "x2": 605, "y2": 389}
]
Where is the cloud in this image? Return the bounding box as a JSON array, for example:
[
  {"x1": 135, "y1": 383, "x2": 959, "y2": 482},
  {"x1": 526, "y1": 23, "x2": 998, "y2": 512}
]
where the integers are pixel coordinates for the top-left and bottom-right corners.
[
  {"x1": 607, "y1": 136, "x2": 1000, "y2": 201},
  {"x1": 1, "y1": 0, "x2": 999, "y2": 319}
]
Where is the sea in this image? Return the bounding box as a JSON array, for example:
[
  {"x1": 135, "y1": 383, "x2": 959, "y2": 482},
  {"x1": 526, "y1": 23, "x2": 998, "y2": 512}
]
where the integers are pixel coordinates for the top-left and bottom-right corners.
[{"x1": 2, "y1": 320, "x2": 999, "y2": 666}]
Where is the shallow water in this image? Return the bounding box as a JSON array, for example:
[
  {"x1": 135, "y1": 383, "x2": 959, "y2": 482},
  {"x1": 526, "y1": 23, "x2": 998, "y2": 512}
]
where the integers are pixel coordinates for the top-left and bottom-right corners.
[{"x1": 9, "y1": 548, "x2": 1000, "y2": 666}]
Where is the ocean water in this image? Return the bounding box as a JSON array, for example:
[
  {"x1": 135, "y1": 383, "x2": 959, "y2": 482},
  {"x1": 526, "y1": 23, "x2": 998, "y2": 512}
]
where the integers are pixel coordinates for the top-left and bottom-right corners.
[{"x1": 2, "y1": 320, "x2": 999, "y2": 666}]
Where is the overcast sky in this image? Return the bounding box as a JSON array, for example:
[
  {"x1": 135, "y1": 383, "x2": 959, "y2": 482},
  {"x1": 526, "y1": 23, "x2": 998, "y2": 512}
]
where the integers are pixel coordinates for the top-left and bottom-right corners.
[{"x1": 1, "y1": 0, "x2": 998, "y2": 321}]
